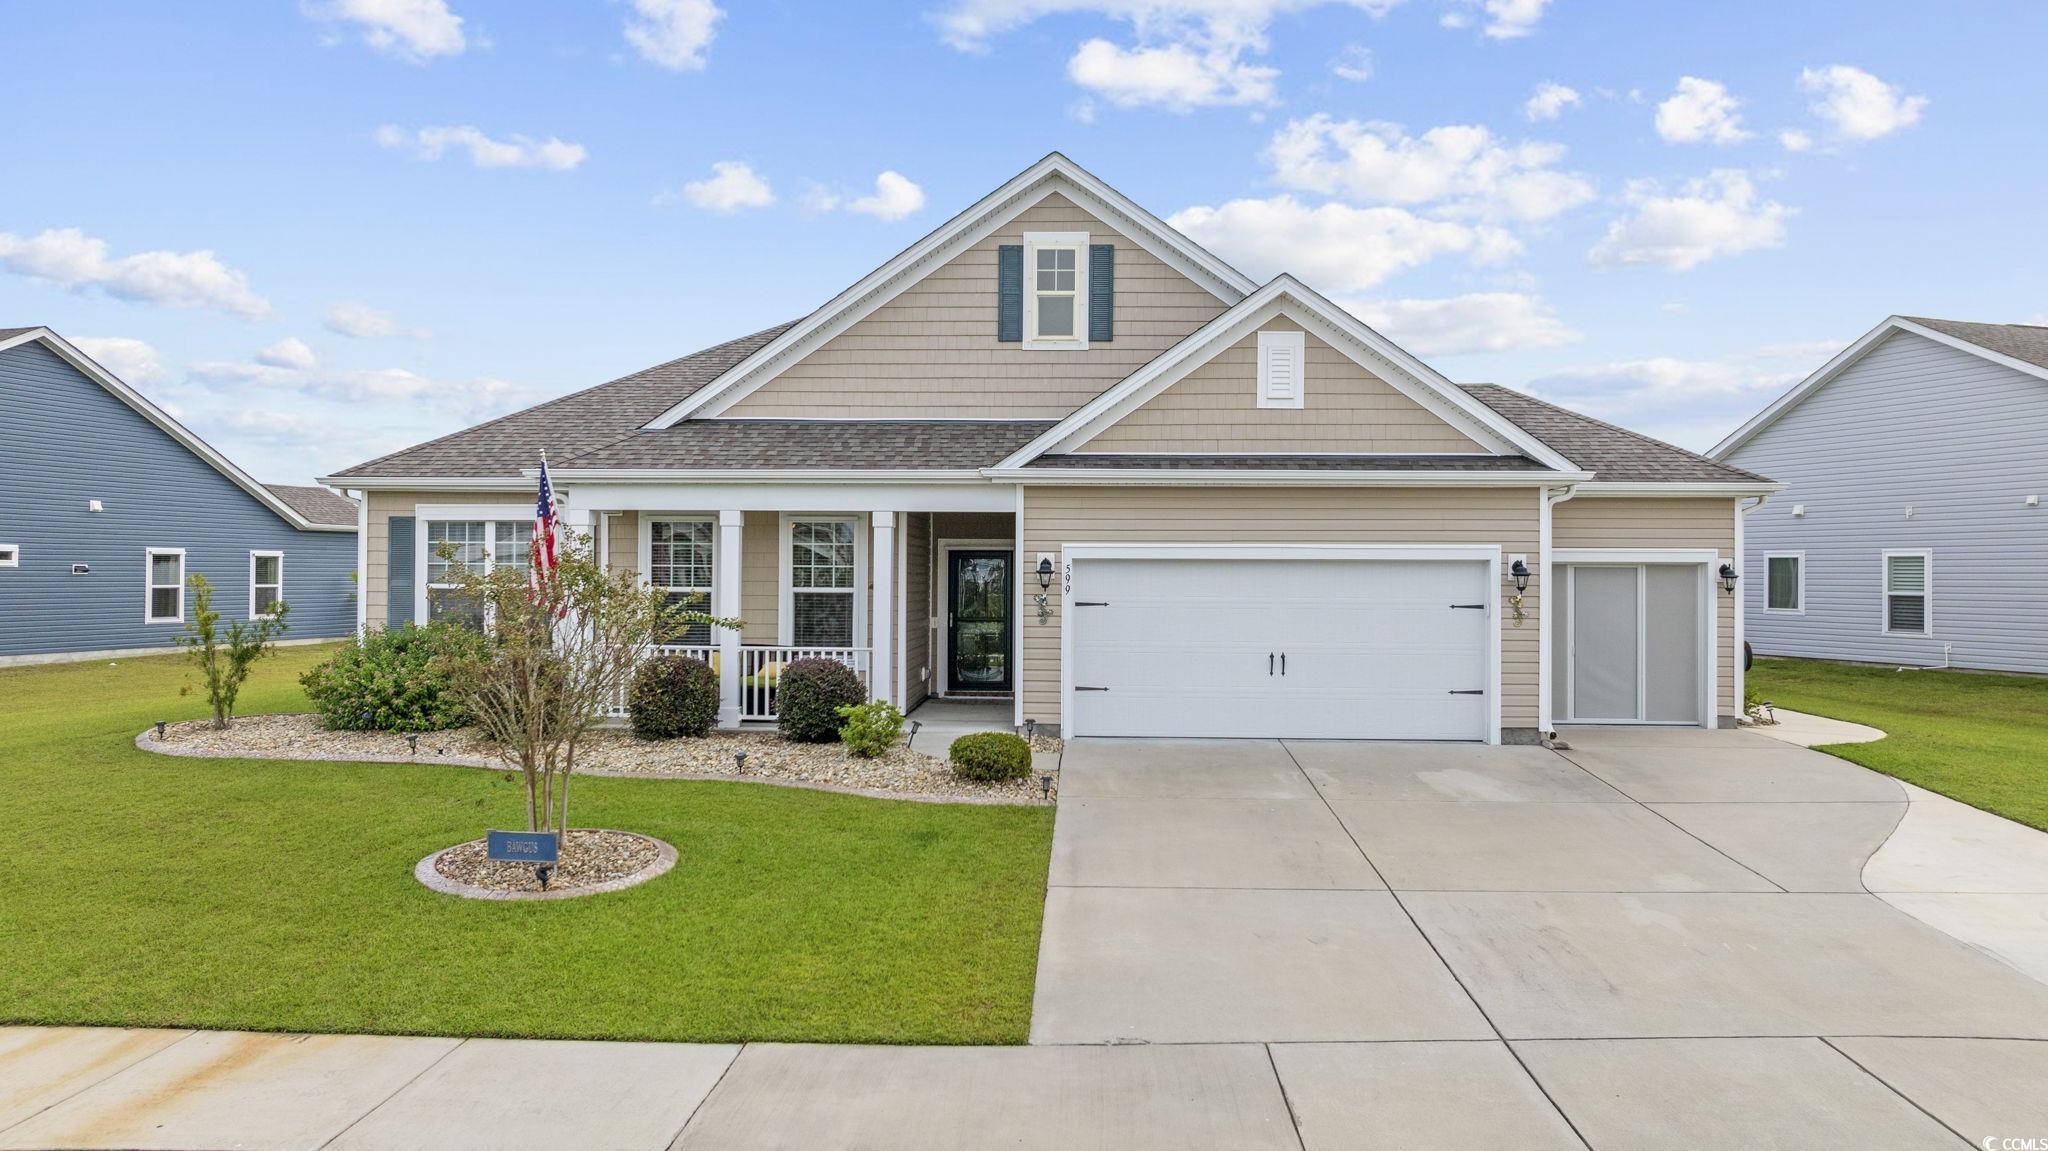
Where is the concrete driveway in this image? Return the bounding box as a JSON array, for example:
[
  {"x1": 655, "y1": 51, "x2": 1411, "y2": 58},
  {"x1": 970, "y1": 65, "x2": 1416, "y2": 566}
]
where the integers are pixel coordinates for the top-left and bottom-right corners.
[{"x1": 1031, "y1": 727, "x2": 2048, "y2": 1144}]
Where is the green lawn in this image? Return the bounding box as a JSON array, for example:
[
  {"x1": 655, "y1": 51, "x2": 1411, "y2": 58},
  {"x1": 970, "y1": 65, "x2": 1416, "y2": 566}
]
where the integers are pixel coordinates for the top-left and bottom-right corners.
[
  {"x1": 0, "y1": 645, "x2": 1053, "y2": 1044},
  {"x1": 1750, "y1": 656, "x2": 2048, "y2": 832}
]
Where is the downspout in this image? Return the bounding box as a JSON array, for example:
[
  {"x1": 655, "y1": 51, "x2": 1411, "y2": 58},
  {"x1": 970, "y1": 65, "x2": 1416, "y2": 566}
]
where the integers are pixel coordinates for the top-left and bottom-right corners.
[
  {"x1": 1734, "y1": 494, "x2": 1768, "y2": 723},
  {"x1": 1538, "y1": 483, "x2": 1580, "y2": 741},
  {"x1": 352, "y1": 489, "x2": 368, "y2": 643}
]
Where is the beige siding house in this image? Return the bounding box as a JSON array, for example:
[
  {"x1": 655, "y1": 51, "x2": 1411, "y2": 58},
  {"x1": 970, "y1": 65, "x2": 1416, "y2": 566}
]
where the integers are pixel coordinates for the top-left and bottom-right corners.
[{"x1": 324, "y1": 154, "x2": 1775, "y2": 743}]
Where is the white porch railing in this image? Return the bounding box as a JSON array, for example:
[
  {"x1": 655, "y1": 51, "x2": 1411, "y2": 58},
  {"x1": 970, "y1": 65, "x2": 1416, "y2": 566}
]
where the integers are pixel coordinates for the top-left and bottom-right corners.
[{"x1": 608, "y1": 644, "x2": 871, "y2": 723}]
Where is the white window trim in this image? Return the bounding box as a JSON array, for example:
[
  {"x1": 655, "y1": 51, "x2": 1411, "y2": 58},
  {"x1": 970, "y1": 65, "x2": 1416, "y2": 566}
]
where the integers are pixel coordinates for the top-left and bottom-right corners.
[
  {"x1": 145, "y1": 547, "x2": 186, "y2": 624},
  {"x1": 1881, "y1": 549, "x2": 1933, "y2": 636},
  {"x1": 1764, "y1": 551, "x2": 1805, "y2": 615},
  {"x1": 412, "y1": 505, "x2": 536, "y2": 625},
  {"x1": 778, "y1": 514, "x2": 868, "y2": 649},
  {"x1": 1257, "y1": 328, "x2": 1307, "y2": 409},
  {"x1": 1022, "y1": 230, "x2": 1090, "y2": 352},
  {"x1": 249, "y1": 550, "x2": 285, "y2": 619},
  {"x1": 638, "y1": 514, "x2": 717, "y2": 638},
  {"x1": 0, "y1": 543, "x2": 17, "y2": 568}
]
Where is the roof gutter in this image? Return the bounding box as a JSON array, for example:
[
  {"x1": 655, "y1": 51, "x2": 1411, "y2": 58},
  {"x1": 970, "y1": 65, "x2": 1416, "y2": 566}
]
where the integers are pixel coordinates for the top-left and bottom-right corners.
[
  {"x1": 1572, "y1": 481, "x2": 1784, "y2": 497},
  {"x1": 981, "y1": 468, "x2": 1596, "y2": 486}
]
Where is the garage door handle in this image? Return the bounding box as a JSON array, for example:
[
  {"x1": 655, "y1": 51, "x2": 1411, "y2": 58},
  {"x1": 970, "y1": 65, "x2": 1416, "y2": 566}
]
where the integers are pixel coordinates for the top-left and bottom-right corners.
[
  {"x1": 1449, "y1": 603, "x2": 1485, "y2": 609},
  {"x1": 1269, "y1": 652, "x2": 1275, "y2": 675},
  {"x1": 1280, "y1": 653, "x2": 1286, "y2": 675},
  {"x1": 1448, "y1": 689, "x2": 1485, "y2": 695}
]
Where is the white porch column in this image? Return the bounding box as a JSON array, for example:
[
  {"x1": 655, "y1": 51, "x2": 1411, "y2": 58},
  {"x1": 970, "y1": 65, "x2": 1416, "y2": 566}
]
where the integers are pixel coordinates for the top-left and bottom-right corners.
[
  {"x1": 870, "y1": 512, "x2": 896, "y2": 706},
  {"x1": 716, "y1": 509, "x2": 745, "y2": 727}
]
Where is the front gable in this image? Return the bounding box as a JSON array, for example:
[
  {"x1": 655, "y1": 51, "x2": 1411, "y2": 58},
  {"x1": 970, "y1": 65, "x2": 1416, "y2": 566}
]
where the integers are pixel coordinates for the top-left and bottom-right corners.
[{"x1": 1072, "y1": 316, "x2": 1488, "y2": 454}]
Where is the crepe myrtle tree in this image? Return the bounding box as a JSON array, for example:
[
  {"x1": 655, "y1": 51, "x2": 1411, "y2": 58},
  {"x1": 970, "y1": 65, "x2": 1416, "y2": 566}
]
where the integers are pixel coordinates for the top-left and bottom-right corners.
[{"x1": 433, "y1": 529, "x2": 738, "y2": 836}]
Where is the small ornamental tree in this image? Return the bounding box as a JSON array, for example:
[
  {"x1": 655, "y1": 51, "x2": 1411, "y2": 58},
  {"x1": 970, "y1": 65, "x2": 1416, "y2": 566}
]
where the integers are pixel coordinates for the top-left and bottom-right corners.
[
  {"x1": 177, "y1": 574, "x2": 290, "y2": 730},
  {"x1": 434, "y1": 529, "x2": 738, "y2": 835}
]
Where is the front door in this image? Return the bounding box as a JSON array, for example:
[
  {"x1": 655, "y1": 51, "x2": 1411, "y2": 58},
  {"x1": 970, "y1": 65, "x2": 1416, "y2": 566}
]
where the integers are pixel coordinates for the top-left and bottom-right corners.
[{"x1": 947, "y1": 551, "x2": 1012, "y2": 693}]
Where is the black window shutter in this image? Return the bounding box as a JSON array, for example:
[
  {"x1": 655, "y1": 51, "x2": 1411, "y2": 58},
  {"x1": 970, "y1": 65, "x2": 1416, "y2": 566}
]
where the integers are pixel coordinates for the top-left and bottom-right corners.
[
  {"x1": 1089, "y1": 244, "x2": 1114, "y2": 341},
  {"x1": 387, "y1": 516, "x2": 415, "y2": 629},
  {"x1": 997, "y1": 245, "x2": 1023, "y2": 342}
]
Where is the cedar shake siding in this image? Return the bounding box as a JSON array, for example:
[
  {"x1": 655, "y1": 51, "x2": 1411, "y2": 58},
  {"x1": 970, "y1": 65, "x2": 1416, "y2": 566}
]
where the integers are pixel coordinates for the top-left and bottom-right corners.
[
  {"x1": 721, "y1": 194, "x2": 1231, "y2": 419},
  {"x1": 1019, "y1": 486, "x2": 1545, "y2": 731},
  {"x1": 1076, "y1": 318, "x2": 1488, "y2": 455},
  {"x1": 0, "y1": 339, "x2": 357, "y2": 662},
  {"x1": 1552, "y1": 496, "x2": 1739, "y2": 720}
]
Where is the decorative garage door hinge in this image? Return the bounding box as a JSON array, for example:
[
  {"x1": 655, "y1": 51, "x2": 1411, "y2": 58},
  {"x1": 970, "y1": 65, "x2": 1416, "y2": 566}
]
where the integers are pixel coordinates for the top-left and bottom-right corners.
[
  {"x1": 1448, "y1": 689, "x2": 1486, "y2": 695},
  {"x1": 1074, "y1": 685, "x2": 1110, "y2": 692},
  {"x1": 1074, "y1": 601, "x2": 1110, "y2": 606},
  {"x1": 1449, "y1": 603, "x2": 1485, "y2": 609}
]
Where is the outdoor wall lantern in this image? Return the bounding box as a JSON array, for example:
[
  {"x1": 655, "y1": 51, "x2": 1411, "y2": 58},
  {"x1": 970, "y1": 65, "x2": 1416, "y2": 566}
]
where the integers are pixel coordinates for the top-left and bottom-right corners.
[
  {"x1": 1509, "y1": 559, "x2": 1531, "y2": 593},
  {"x1": 1036, "y1": 556, "x2": 1055, "y2": 590},
  {"x1": 1034, "y1": 556, "x2": 1056, "y2": 624},
  {"x1": 1719, "y1": 562, "x2": 1739, "y2": 594}
]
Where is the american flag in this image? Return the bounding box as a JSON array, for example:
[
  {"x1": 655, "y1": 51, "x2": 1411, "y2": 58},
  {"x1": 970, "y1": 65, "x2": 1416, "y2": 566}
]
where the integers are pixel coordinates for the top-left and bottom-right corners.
[{"x1": 530, "y1": 453, "x2": 559, "y2": 600}]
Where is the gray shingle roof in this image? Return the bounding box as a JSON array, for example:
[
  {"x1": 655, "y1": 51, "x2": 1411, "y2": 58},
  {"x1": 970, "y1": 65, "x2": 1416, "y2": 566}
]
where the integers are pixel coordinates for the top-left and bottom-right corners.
[
  {"x1": 1899, "y1": 316, "x2": 2048, "y2": 372},
  {"x1": 1024, "y1": 452, "x2": 1543, "y2": 471},
  {"x1": 327, "y1": 323, "x2": 797, "y2": 479},
  {"x1": 0, "y1": 326, "x2": 41, "y2": 341},
  {"x1": 264, "y1": 484, "x2": 359, "y2": 527},
  {"x1": 1461, "y1": 384, "x2": 1769, "y2": 484},
  {"x1": 564, "y1": 421, "x2": 1058, "y2": 471}
]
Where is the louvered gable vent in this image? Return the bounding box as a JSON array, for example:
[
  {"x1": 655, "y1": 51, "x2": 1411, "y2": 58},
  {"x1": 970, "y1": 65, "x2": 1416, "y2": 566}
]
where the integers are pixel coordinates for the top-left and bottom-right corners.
[{"x1": 1257, "y1": 329, "x2": 1306, "y2": 409}]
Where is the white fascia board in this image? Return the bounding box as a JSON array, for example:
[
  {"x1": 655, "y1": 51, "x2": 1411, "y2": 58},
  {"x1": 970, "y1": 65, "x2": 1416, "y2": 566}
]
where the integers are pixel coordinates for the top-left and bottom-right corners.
[
  {"x1": 542, "y1": 468, "x2": 992, "y2": 483},
  {"x1": 643, "y1": 154, "x2": 1258, "y2": 429},
  {"x1": 1573, "y1": 481, "x2": 1784, "y2": 496},
  {"x1": 994, "y1": 276, "x2": 1580, "y2": 473},
  {"x1": 14, "y1": 328, "x2": 342, "y2": 533},
  {"x1": 983, "y1": 468, "x2": 1591, "y2": 486},
  {"x1": 1709, "y1": 315, "x2": 2048, "y2": 460},
  {"x1": 315, "y1": 474, "x2": 534, "y2": 491}
]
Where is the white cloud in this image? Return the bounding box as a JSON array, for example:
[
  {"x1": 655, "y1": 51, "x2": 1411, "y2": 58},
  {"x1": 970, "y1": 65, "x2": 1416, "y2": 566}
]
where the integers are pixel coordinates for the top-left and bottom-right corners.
[
  {"x1": 624, "y1": 0, "x2": 724, "y2": 71},
  {"x1": 71, "y1": 336, "x2": 169, "y2": 386},
  {"x1": 0, "y1": 227, "x2": 269, "y2": 318},
  {"x1": 1523, "y1": 81, "x2": 1580, "y2": 122},
  {"x1": 1266, "y1": 114, "x2": 1596, "y2": 223},
  {"x1": 1330, "y1": 44, "x2": 1373, "y2": 82},
  {"x1": 847, "y1": 171, "x2": 927, "y2": 220},
  {"x1": 1340, "y1": 292, "x2": 1578, "y2": 356},
  {"x1": 1799, "y1": 64, "x2": 1927, "y2": 141},
  {"x1": 303, "y1": 0, "x2": 465, "y2": 61},
  {"x1": 1588, "y1": 170, "x2": 1791, "y2": 271},
  {"x1": 681, "y1": 161, "x2": 775, "y2": 213},
  {"x1": 324, "y1": 301, "x2": 428, "y2": 340},
  {"x1": 1654, "y1": 76, "x2": 1750, "y2": 144},
  {"x1": 374, "y1": 125, "x2": 586, "y2": 171},
  {"x1": 1167, "y1": 195, "x2": 1518, "y2": 292},
  {"x1": 1068, "y1": 37, "x2": 1276, "y2": 107},
  {"x1": 1478, "y1": 0, "x2": 1548, "y2": 38},
  {"x1": 934, "y1": 1, "x2": 1403, "y2": 110},
  {"x1": 187, "y1": 356, "x2": 535, "y2": 422},
  {"x1": 1525, "y1": 341, "x2": 1841, "y2": 449},
  {"x1": 256, "y1": 337, "x2": 319, "y2": 371},
  {"x1": 1778, "y1": 128, "x2": 1813, "y2": 153}
]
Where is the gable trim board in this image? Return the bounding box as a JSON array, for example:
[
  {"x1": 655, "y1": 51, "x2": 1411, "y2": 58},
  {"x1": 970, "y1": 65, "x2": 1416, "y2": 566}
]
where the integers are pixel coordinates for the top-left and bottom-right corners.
[
  {"x1": 1710, "y1": 315, "x2": 2048, "y2": 460},
  {"x1": 645, "y1": 154, "x2": 1257, "y2": 427},
  {"x1": 989, "y1": 276, "x2": 1581, "y2": 475},
  {"x1": 1, "y1": 328, "x2": 353, "y2": 532}
]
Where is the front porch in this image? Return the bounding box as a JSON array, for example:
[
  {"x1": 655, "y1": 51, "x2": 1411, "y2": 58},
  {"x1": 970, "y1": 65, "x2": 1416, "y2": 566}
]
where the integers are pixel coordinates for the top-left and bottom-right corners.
[{"x1": 559, "y1": 486, "x2": 1025, "y2": 729}]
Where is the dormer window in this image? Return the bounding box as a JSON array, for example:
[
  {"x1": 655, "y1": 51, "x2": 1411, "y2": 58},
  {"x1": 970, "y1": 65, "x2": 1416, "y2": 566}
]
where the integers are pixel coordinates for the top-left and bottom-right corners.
[{"x1": 1023, "y1": 231, "x2": 1090, "y2": 350}]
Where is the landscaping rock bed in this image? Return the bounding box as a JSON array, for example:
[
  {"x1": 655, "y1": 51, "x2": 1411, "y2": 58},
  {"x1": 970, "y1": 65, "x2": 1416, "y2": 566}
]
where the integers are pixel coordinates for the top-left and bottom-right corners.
[
  {"x1": 418, "y1": 829, "x2": 675, "y2": 901},
  {"x1": 142, "y1": 714, "x2": 1056, "y2": 804}
]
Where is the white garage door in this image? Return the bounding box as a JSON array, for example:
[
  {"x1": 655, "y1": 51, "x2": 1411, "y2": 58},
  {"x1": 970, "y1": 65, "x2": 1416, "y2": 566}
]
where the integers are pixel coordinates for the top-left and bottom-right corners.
[{"x1": 1067, "y1": 555, "x2": 1492, "y2": 740}]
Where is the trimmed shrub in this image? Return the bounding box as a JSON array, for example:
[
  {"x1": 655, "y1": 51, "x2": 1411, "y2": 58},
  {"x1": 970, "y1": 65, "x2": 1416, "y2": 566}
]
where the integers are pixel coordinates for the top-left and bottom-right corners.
[
  {"x1": 836, "y1": 699, "x2": 904, "y2": 758},
  {"x1": 628, "y1": 654, "x2": 719, "y2": 739},
  {"x1": 300, "y1": 622, "x2": 490, "y2": 732},
  {"x1": 776, "y1": 658, "x2": 866, "y2": 742},
  {"x1": 949, "y1": 731, "x2": 1033, "y2": 783}
]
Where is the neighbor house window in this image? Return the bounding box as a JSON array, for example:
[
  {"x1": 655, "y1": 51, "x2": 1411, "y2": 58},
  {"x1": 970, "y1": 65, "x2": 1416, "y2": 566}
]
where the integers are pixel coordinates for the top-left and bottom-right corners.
[
  {"x1": 1882, "y1": 551, "x2": 1931, "y2": 635},
  {"x1": 425, "y1": 520, "x2": 489, "y2": 628},
  {"x1": 1023, "y1": 231, "x2": 1088, "y2": 349},
  {"x1": 250, "y1": 551, "x2": 284, "y2": 618},
  {"x1": 0, "y1": 544, "x2": 17, "y2": 568},
  {"x1": 146, "y1": 548, "x2": 185, "y2": 623},
  {"x1": 787, "y1": 518, "x2": 858, "y2": 647},
  {"x1": 1765, "y1": 553, "x2": 1803, "y2": 613},
  {"x1": 647, "y1": 518, "x2": 714, "y2": 644}
]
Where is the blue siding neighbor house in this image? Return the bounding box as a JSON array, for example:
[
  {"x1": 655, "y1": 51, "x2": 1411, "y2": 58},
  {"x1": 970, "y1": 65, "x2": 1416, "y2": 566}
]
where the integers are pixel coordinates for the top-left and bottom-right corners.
[
  {"x1": 1713, "y1": 315, "x2": 2048, "y2": 674},
  {"x1": 0, "y1": 326, "x2": 359, "y2": 664}
]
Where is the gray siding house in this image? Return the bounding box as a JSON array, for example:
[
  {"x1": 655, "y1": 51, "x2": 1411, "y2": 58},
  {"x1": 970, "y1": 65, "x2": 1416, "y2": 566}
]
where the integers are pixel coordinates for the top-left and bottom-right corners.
[
  {"x1": 1713, "y1": 316, "x2": 2048, "y2": 674},
  {"x1": 0, "y1": 326, "x2": 359, "y2": 664}
]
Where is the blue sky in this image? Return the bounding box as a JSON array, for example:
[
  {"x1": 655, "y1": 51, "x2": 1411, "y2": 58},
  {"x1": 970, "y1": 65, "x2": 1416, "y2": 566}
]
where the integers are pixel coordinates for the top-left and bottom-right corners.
[{"x1": 4, "y1": 0, "x2": 2043, "y2": 484}]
